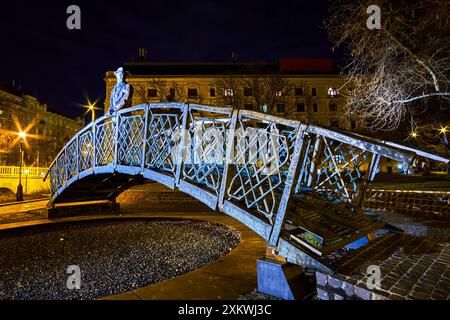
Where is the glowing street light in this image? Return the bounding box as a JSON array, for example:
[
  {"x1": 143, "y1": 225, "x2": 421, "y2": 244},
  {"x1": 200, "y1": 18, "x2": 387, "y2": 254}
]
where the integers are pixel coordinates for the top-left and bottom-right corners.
[
  {"x1": 88, "y1": 103, "x2": 95, "y2": 122},
  {"x1": 439, "y1": 126, "x2": 448, "y2": 135},
  {"x1": 81, "y1": 99, "x2": 101, "y2": 123},
  {"x1": 410, "y1": 131, "x2": 418, "y2": 139}
]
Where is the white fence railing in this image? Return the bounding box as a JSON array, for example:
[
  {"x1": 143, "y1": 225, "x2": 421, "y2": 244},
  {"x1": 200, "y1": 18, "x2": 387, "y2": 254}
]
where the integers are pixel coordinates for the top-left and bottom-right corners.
[{"x1": 0, "y1": 166, "x2": 48, "y2": 178}]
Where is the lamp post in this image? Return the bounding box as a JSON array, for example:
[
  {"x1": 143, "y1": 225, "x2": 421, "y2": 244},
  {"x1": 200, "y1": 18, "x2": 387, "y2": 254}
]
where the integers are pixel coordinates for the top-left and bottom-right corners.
[
  {"x1": 88, "y1": 103, "x2": 96, "y2": 123},
  {"x1": 24, "y1": 168, "x2": 29, "y2": 195},
  {"x1": 16, "y1": 131, "x2": 26, "y2": 201}
]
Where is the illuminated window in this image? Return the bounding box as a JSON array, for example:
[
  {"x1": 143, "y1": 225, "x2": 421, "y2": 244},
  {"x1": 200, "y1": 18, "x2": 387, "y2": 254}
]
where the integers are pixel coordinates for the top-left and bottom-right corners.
[
  {"x1": 275, "y1": 90, "x2": 282, "y2": 97},
  {"x1": 328, "y1": 87, "x2": 337, "y2": 97},
  {"x1": 224, "y1": 88, "x2": 233, "y2": 96}
]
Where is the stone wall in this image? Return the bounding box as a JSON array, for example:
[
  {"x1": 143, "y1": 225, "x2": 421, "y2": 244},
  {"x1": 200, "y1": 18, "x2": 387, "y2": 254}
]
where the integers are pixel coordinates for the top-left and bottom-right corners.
[
  {"x1": 364, "y1": 189, "x2": 450, "y2": 220},
  {"x1": 315, "y1": 271, "x2": 388, "y2": 300},
  {"x1": 116, "y1": 183, "x2": 209, "y2": 212},
  {"x1": 0, "y1": 176, "x2": 50, "y2": 195}
]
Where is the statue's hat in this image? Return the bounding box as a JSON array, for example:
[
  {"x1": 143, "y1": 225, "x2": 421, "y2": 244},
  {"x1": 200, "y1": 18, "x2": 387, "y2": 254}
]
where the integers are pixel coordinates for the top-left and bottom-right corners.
[{"x1": 114, "y1": 67, "x2": 124, "y2": 75}]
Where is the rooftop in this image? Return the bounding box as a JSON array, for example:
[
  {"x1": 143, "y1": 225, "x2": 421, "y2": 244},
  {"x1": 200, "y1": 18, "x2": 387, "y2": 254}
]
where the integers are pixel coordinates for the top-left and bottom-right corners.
[{"x1": 118, "y1": 58, "x2": 339, "y2": 76}]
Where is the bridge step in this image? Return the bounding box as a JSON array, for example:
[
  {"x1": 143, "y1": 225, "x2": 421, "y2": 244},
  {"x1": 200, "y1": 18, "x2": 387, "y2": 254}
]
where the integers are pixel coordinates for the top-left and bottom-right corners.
[{"x1": 283, "y1": 193, "x2": 386, "y2": 257}]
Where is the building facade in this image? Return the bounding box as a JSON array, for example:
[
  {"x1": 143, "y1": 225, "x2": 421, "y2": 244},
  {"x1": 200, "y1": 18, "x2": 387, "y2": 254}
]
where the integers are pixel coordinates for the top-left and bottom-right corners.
[
  {"x1": 104, "y1": 58, "x2": 407, "y2": 174},
  {"x1": 105, "y1": 58, "x2": 366, "y2": 130},
  {"x1": 0, "y1": 82, "x2": 84, "y2": 167}
]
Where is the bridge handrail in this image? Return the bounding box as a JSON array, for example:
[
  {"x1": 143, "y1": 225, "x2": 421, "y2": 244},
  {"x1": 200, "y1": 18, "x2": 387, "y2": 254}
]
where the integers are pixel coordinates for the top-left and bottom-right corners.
[
  {"x1": 46, "y1": 102, "x2": 447, "y2": 182},
  {"x1": 46, "y1": 102, "x2": 450, "y2": 271}
]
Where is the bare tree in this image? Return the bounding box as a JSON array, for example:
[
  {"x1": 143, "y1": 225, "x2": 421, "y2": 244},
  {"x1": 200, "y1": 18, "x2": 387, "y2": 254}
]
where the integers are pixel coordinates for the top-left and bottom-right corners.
[
  {"x1": 324, "y1": 0, "x2": 450, "y2": 131},
  {"x1": 132, "y1": 78, "x2": 170, "y2": 103},
  {"x1": 216, "y1": 74, "x2": 244, "y2": 108},
  {"x1": 262, "y1": 75, "x2": 293, "y2": 114},
  {"x1": 243, "y1": 68, "x2": 293, "y2": 113},
  {"x1": 151, "y1": 78, "x2": 169, "y2": 102},
  {"x1": 132, "y1": 82, "x2": 148, "y2": 105},
  {"x1": 167, "y1": 81, "x2": 185, "y2": 102}
]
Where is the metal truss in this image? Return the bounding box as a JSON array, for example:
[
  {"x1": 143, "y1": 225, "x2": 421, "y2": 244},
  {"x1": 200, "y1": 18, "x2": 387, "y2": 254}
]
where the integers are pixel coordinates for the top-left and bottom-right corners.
[{"x1": 46, "y1": 103, "x2": 447, "y2": 272}]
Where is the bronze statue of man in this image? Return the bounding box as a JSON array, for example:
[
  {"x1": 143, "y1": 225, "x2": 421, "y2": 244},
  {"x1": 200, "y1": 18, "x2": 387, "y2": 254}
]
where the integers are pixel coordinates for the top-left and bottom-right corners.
[{"x1": 106, "y1": 67, "x2": 132, "y2": 115}]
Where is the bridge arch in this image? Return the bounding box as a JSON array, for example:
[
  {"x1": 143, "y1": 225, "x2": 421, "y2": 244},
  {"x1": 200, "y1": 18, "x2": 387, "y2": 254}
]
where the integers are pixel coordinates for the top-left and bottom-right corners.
[{"x1": 46, "y1": 102, "x2": 447, "y2": 272}]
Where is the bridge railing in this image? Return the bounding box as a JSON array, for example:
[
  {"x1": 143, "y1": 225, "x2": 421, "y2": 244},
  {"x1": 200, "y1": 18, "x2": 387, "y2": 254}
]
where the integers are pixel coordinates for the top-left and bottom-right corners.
[
  {"x1": 47, "y1": 102, "x2": 418, "y2": 222},
  {"x1": 48, "y1": 102, "x2": 450, "y2": 269}
]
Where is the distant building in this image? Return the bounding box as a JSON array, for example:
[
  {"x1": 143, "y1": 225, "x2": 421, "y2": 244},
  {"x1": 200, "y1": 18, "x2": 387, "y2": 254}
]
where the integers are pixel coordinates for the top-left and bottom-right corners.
[
  {"x1": 104, "y1": 58, "x2": 366, "y2": 130},
  {"x1": 103, "y1": 58, "x2": 412, "y2": 174},
  {"x1": 0, "y1": 82, "x2": 84, "y2": 167}
]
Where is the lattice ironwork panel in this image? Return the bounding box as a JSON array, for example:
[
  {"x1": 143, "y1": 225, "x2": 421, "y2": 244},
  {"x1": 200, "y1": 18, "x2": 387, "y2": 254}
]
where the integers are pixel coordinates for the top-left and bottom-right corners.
[
  {"x1": 296, "y1": 135, "x2": 369, "y2": 203},
  {"x1": 56, "y1": 154, "x2": 67, "y2": 188},
  {"x1": 49, "y1": 165, "x2": 58, "y2": 194},
  {"x1": 95, "y1": 120, "x2": 115, "y2": 166},
  {"x1": 117, "y1": 114, "x2": 145, "y2": 166},
  {"x1": 145, "y1": 112, "x2": 181, "y2": 174},
  {"x1": 66, "y1": 140, "x2": 78, "y2": 180},
  {"x1": 227, "y1": 116, "x2": 297, "y2": 224},
  {"x1": 182, "y1": 113, "x2": 229, "y2": 196},
  {"x1": 78, "y1": 130, "x2": 94, "y2": 172}
]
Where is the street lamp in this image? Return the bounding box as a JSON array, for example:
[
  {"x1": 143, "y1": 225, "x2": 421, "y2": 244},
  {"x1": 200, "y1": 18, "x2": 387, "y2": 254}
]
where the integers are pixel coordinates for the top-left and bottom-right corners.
[
  {"x1": 439, "y1": 126, "x2": 448, "y2": 135},
  {"x1": 82, "y1": 101, "x2": 100, "y2": 123},
  {"x1": 410, "y1": 131, "x2": 418, "y2": 139},
  {"x1": 88, "y1": 103, "x2": 96, "y2": 123},
  {"x1": 24, "y1": 168, "x2": 29, "y2": 195},
  {"x1": 16, "y1": 131, "x2": 26, "y2": 201}
]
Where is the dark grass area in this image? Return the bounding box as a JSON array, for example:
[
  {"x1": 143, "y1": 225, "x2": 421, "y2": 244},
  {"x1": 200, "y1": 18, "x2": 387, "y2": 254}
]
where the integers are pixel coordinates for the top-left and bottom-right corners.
[
  {"x1": 371, "y1": 174, "x2": 450, "y2": 191},
  {"x1": 0, "y1": 218, "x2": 240, "y2": 300}
]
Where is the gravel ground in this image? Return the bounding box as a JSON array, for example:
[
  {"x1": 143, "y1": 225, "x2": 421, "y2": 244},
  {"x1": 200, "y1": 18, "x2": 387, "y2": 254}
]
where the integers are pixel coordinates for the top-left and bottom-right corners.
[{"x1": 0, "y1": 218, "x2": 240, "y2": 300}]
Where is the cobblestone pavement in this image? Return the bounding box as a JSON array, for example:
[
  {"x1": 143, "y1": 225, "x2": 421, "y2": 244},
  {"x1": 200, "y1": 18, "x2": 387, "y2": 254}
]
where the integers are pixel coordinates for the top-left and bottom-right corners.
[
  {"x1": 0, "y1": 219, "x2": 240, "y2": 300},
  {"x1": 316, "y1": 206, "x2": 450, "y2": 300},
  {"x1": 326, "y1": 232, "x2": 450, "y2": 300}
]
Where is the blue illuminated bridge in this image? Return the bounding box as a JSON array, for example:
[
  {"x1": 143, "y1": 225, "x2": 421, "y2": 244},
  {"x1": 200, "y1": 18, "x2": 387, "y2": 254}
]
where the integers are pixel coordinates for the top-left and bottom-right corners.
[{"x1": 45, "y1": 103, "x2": 448, "y2": 273}]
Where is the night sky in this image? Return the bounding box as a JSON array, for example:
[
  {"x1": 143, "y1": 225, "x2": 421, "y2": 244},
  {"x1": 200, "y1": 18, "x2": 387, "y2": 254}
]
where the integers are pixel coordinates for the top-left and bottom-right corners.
[{"x1": 1, "y1": 0, "x2": 338, "y2": 119}]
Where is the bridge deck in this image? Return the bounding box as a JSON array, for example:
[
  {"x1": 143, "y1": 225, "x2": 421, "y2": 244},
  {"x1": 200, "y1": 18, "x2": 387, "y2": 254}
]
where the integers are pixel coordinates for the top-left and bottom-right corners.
[{"x1": 46, "y1": 103, "x2": 449, "y2": 273}]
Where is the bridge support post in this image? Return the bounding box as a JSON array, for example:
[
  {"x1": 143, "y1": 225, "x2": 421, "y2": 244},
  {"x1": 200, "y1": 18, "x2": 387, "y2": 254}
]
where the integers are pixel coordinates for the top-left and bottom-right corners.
[
  {"x1": 257, "y1": 244, "x2": 314, "y2": 300},
  {"x1": 218, "y1": 110, "x2": 238, "y2": 211},
  {"x1": 308, "y1": 136, "x2": 323, "y2": 191},
  {"x1": 268, "y1": 125, "x2": 307, "y2": 246},
  {"x1": 355, "y1": 153, "x2": 380, "y2": 208},
  {"x1": 175, "y1": 103, "x2": 190, "y2": 187}
]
